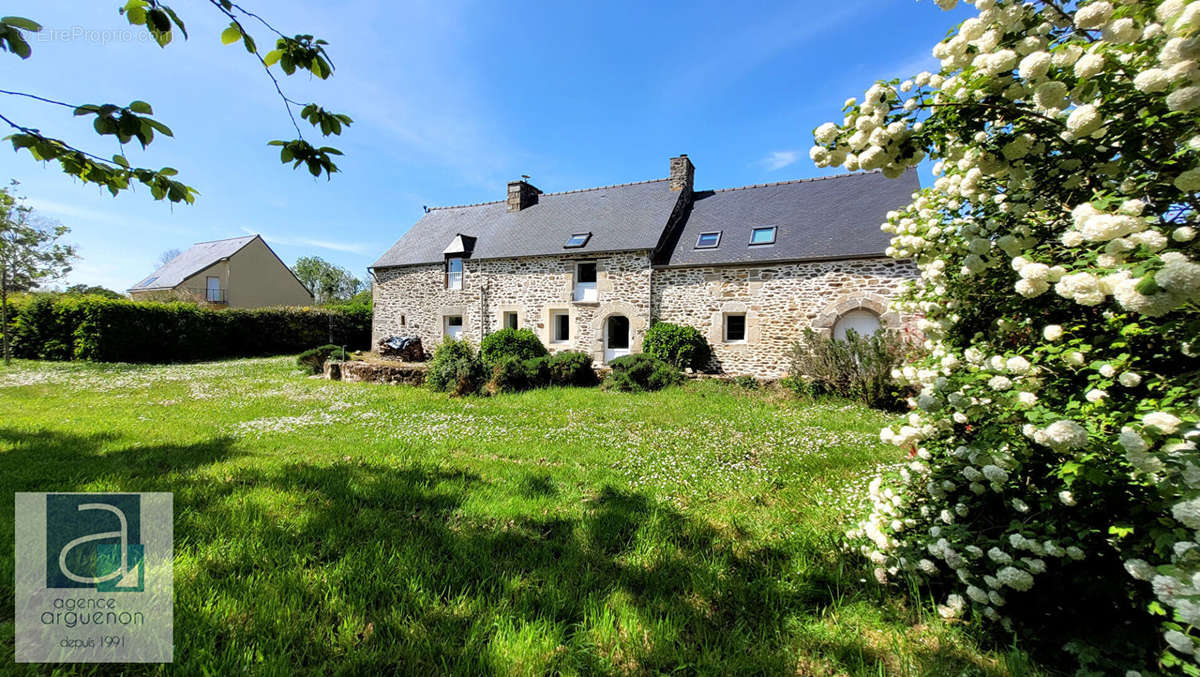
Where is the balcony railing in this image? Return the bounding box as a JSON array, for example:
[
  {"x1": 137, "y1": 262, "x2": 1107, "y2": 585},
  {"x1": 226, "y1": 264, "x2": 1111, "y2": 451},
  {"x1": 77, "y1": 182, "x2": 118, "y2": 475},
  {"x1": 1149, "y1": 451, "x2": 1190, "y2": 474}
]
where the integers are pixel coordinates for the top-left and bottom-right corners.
[{"x1": 180, "y1": 287, "x2": 227, "y2": 304}]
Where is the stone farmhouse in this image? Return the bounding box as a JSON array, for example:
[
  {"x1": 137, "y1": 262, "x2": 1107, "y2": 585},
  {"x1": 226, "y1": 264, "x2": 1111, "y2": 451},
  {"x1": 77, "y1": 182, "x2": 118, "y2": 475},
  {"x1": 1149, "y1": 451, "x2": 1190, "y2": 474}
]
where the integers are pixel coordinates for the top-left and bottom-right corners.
[{"x1": 370, "y1": 156, "x2": 918, "y2": 378}]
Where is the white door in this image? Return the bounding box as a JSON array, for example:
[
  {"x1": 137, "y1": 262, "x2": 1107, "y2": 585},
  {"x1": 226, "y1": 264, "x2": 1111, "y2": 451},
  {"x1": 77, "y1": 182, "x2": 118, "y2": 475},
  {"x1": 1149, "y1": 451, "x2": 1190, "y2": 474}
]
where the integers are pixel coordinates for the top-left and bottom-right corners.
[
  {"x1": 206, "y1": 276, "x2": 221, "y2": 303},
  {"x1": 445, "y1": 316, "x2": 463, "y2": 340},
  {"x1": 833, "y1": 310, "x2": 881, "y2": 340},
  {"x1": 603, "y1": 315, "x2": 631, "y2": 363}
]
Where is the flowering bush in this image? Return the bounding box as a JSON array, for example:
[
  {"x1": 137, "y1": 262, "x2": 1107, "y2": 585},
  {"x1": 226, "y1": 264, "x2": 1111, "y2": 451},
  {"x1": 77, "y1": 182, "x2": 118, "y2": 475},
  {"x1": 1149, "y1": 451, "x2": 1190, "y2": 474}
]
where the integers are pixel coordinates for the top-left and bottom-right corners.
[{"x1": 811, "y1": 0, "x2": 1200, "y2": 669}]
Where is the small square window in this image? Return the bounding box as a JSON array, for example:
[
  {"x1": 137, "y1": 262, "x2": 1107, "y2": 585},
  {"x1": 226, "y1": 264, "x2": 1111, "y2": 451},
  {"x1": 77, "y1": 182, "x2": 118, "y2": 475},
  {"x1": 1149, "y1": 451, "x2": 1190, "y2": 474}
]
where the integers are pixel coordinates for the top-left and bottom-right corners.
[
  {"x1": 444, "y1": 315, "x2": 464, "y2": 340},
  {"x1": 724, "y1": 313, "x2": 746, "y2": 343},
  {"x1": 564, "y1": 232, "x2": 591, "y2": 248},
  {"x1": 551, "y1": 311, "x2": 570, "y2": 343},
  {"x1": 695, "y1": 231, "x2": 721, "y2": 249},
  {"x1": 504, "y1": 311, "x2": 519, "y2": 330},
  {"x1": 749, "y1": 226, "x2": 777, "y2": 246}
]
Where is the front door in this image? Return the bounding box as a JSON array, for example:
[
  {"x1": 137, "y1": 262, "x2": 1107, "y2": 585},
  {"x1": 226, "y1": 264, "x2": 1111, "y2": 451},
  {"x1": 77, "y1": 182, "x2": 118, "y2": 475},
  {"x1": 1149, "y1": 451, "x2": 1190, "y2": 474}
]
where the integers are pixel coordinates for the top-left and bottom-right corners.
[
  {"x1": 603, "y1": 315, "x2": 630, "y2": 363},
  {"x1": 206, "y1": 276, "x2": 221, "y2": 303}
]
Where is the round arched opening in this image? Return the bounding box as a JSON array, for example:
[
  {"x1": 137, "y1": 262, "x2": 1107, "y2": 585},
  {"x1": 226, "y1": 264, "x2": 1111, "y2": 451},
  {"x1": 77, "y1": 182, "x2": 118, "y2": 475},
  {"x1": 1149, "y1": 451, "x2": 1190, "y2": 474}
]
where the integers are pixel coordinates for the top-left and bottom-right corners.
[{"x1": 833, "y1": 309, "x2": 882, "y2": 340}]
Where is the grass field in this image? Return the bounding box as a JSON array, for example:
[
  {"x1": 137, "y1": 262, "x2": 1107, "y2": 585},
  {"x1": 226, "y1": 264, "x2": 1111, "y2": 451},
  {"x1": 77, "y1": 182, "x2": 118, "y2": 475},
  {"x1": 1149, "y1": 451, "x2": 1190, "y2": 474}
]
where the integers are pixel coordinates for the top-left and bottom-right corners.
[{"x1": 0, "y1": 357, "x2": 1039, "y2": 675}]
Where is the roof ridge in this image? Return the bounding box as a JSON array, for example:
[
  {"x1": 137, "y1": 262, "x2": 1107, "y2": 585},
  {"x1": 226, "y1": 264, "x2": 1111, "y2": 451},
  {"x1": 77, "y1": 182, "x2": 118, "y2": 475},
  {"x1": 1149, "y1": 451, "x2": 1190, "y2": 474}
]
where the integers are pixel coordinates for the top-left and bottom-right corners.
[
  {"x1": 426, "y1": 177, "x2": 669, "y2": 212},
  {"x1": 191, "y1": 234, "x2": 257, "y2": 245},
  {"x1": 709, "y1": 170, "x2": 883, "y2": 194}
]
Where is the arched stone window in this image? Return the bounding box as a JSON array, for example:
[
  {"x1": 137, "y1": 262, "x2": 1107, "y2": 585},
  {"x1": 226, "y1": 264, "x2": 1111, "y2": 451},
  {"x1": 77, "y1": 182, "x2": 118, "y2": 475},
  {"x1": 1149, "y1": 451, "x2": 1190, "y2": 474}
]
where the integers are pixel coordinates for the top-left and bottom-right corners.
[
  {"x1": 832, "y1": 309, "x2": 882, "y2": 340},
  {"x1": 811, "y1": 294, "x2": 900, "y2": 339}
]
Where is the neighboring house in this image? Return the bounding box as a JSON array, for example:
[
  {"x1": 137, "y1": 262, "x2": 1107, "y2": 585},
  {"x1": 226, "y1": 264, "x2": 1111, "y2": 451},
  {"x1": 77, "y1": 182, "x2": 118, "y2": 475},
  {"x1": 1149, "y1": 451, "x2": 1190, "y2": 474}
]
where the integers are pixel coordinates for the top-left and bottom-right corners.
[
  {"x1": 128, "y1": 235, "x2": 314, "y2": 308},
  {"x1": 371, "y1": 155, "x2": 918, "y2": 378}
]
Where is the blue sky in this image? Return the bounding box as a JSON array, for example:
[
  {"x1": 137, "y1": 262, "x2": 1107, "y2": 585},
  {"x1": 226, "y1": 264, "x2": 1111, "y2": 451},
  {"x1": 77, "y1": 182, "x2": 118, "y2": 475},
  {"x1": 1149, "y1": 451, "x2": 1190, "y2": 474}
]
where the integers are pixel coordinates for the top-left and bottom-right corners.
[{"x1": 1, "y1": 1, "x2": 972, "y2": 291}]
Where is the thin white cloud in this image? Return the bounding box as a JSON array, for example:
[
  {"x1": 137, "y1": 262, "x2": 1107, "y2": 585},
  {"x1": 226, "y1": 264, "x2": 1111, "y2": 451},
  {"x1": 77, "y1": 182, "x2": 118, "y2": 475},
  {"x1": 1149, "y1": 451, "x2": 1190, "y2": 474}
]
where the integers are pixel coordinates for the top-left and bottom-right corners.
[
  {"x1": 246, "y1": 227, "x2": 373, "y2": 255},
  {"x1": 760, "y1": 150, "x2": 799, "y2": 171}
]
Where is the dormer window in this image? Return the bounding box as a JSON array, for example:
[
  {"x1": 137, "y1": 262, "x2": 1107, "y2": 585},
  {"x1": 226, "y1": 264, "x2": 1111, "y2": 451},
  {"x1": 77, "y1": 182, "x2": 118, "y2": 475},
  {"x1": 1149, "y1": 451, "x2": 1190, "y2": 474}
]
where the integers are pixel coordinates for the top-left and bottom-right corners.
[
  {"x1": 695, "y1": 231, "x2": 721, "y2": 249},
  {"x1": 446, "y1": 257, "x2": 463, "y2": 290},
  {"x1": 564, "y1": 232, "x2": 591, "y2": 248},
  {"x1": 749, "y1": 226, "x2": 777, "y2": 246}
]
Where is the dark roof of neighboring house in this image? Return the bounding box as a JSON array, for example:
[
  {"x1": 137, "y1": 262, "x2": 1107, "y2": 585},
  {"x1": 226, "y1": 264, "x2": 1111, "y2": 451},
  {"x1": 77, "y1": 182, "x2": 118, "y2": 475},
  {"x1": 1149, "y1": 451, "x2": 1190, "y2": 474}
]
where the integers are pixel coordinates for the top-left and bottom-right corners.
[
  {"x1": 372, "y1": 168, "x2": 919, "y2": 269},
  {"x1": 660, "y1": 170, "x2": 920, "y2": 267},
  {"x1": 372, "y1": 179, "x2": 683, "y2": 268}
]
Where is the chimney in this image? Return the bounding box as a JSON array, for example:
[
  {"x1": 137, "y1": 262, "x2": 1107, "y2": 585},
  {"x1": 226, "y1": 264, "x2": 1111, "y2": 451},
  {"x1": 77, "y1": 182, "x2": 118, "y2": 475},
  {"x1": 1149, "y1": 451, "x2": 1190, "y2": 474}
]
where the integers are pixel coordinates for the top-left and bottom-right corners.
[
  {"x1": 506, "y1": 179, "x2": 541, "y2": 212},
  {"x1": 669, "y1": 154, "x2": 694, "y2": 193}
]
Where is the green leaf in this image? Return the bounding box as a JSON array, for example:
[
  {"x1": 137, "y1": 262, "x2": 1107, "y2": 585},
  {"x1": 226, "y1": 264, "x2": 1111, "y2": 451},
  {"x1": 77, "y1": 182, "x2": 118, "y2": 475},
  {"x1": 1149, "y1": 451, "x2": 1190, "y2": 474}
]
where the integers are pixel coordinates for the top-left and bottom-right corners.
[
  {"x1": 112, "y1": 154, "x2": 130, "y2": 168},
  {"x1": 220, "y1": 23, "x2": 241, "y2": 45},
  {"x1": 127, "y1": 100, "x2": 153, "y2": 114},
  {"x1": 124, "y1": 6, "x2": 147, "y2": 25},
  {"x1": 161, "y1": 6, "x2": 187, "y2": 39},
  {"x1": 2, "y1": 16, "x2": 42, "y2": 32},
  {"x1": 263, "y1": 49, "x2": 281, "y2": 67},
  {"x1": 143, "y1": 119, "x2": 173, "y2": 137}
]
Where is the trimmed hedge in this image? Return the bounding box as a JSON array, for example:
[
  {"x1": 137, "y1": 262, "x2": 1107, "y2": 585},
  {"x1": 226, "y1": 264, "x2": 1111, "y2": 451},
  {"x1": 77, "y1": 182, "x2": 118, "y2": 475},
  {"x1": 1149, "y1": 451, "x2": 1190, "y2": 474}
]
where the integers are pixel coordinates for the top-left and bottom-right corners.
[
  {"x1": 9, "y1": 296, "x2": 370, "y2": 363},
  {"x1": 427, "y1": 339, "x2": 486, "y2": 396},
  {"x1": 641, "y1": 322, "x2": 711, "y2": 371},
  {"x1": 547, "y1": 351, "x2": 597, "y2": 387}
]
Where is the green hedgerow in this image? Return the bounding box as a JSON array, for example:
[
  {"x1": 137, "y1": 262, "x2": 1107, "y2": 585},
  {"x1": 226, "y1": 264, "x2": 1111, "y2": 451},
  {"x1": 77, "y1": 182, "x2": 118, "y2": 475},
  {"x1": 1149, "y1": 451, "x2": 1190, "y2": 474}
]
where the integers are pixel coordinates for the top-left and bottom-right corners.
[{"x1": 641, "y1": 322, "x2": 711, "y2": 371}]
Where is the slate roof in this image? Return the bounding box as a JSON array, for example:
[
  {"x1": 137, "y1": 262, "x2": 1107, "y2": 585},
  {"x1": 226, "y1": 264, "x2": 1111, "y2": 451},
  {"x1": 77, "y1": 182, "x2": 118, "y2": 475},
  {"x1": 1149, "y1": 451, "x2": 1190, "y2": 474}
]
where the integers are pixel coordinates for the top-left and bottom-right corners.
[
  {"x1": 372, "y1": 169, "x2": 919, "y2": 269},
  {"x1": 129, "y1": 235, "x2": 258, "y2": 290},
  {"x1": 372, "y1": 179, "x2": 683, "y2": 268},
  {"x1": 660, "y1": 170, "x2": 920, "y2": 267}
]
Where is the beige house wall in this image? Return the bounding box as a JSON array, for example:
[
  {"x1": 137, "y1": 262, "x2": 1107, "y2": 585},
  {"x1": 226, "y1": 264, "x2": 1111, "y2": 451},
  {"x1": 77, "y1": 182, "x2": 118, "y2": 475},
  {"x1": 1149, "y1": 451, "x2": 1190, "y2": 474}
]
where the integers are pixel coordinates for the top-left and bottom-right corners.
[{"x1": 129, "y1": 237, "x2": 313, "y2": 308}]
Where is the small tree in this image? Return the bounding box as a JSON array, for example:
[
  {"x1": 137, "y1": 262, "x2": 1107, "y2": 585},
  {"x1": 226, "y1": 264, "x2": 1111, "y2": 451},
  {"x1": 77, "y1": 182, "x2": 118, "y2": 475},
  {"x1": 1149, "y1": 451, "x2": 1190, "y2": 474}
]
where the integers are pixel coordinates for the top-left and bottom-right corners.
[
  {"x1": 0, "y1": 186, "x2": 76, "y2": 364},
  {"x1": 292, "y1": 256, "x2": 363, "y2": 304}
]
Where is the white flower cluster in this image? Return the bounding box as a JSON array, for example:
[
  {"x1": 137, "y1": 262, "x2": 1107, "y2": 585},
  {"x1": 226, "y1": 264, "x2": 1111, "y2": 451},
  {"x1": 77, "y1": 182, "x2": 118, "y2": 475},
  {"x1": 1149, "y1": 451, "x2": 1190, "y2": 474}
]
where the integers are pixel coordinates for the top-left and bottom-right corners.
[{"x1": 824, "y1": 0, "x2": 1200, "y2": 666}]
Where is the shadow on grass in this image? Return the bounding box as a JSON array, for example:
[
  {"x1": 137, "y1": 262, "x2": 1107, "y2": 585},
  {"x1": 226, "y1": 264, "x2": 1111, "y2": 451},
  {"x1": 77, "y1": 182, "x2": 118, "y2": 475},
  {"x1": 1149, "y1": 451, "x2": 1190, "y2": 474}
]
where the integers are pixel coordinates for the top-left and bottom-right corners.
[{"x1": 0, "y1": 431, "x2": 1012, "y2": 675}]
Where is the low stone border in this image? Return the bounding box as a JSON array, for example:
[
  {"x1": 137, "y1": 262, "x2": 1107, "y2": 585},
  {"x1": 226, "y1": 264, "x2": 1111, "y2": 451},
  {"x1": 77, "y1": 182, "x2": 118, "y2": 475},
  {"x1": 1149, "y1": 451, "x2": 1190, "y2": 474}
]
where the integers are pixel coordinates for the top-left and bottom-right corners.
[{"x1": 325, "y1": 360, "x2": 427, "y2": 386}]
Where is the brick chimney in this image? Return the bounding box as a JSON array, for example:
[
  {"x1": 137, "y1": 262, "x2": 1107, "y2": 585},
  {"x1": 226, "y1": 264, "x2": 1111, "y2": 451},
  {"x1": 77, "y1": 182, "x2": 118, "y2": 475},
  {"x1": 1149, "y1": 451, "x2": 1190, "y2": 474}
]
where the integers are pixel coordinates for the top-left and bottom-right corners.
[
  {"x1": 669, "y1": 154, "x2": 694, "y2": 193},
  {"x1": 506, "y1": 179, "x2": 541, "y2": 212}
]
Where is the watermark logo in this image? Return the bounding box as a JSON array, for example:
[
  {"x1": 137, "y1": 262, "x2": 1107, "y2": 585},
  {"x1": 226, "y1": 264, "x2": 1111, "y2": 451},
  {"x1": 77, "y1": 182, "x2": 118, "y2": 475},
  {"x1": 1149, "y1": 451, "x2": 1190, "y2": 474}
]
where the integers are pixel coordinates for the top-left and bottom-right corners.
[
  {"x1": 47, "y1": 495, "x2": 144, "y2": 592},
  {"x1": 15, "y1": 493, "x2": 173, "y2": 663}
]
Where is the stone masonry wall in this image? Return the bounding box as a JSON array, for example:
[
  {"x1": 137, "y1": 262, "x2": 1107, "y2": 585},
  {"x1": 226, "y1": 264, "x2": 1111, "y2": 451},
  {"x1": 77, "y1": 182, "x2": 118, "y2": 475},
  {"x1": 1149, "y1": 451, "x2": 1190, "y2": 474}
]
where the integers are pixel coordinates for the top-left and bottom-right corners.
[
  {"x1": 651, "y1": 257, "x2": 918, "y2": 378},
  {"x1": 373, "y1": 251, "x2": 653, "y2": 364}
]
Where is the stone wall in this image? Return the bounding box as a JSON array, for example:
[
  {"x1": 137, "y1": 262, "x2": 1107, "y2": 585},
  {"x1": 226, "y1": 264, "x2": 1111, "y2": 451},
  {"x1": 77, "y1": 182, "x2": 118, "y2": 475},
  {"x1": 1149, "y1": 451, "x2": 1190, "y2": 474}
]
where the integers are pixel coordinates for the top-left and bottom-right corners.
[
  {"x1": 373, "y1": 251, "x2": 653, "y2": 364},
  {"x1": 374, "y1": 253, "x2": 916, "y2": 377},
  {"x1": 651, "y1": 257, "x2": 918, "y2": 377}
]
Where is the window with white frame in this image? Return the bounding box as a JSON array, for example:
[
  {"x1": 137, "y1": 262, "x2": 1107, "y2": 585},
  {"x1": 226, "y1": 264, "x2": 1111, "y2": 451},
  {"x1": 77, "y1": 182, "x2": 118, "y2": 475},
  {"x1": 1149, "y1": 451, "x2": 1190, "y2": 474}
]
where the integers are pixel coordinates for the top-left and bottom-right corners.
[
  {"x1": 695, "y1": 231, "x2": 721, "y2": 248},
  {"x1": 444, "y1": 315, "x2": 464, "y2": 340},
  {"x1": 550, "y1": 310, "x2": 570, "y2": 343},
  {"x1": 446, "y1": 257, "x2": 463, "y2": 290},
  {"x1": 724, "y1": 313, "x2": 747, "y2": 343},
  {"x1": 574, "y1": 261, "x2": 598, "y2": 302},
  {"x1": 503, "y1": 311, "x2": 519, "y2": 330}
]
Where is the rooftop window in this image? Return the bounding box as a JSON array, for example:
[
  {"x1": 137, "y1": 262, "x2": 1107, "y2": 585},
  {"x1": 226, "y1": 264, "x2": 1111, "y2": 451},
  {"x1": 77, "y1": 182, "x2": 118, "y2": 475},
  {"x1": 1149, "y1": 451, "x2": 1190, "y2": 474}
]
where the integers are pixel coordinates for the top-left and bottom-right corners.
[
  {"x1": 564, "y1": 232, "x2": 591, "y2": 248},
  {"x1": 140, "y1": 276, "x2": 159, "y2": 287},
  {"x1": 749, "y1": 226, "x2": 777, "y2": 246},
  {"x1": 695, "y1": 231, "x2": 721, "y2": 249}
]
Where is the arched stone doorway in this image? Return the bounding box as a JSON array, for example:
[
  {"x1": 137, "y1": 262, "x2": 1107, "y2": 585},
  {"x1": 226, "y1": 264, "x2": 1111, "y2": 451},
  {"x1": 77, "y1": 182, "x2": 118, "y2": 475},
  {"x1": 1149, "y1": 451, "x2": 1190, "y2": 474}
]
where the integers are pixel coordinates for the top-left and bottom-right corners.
[{"x1": 811, "y1": 293, "x2": 900, "y2": 339}]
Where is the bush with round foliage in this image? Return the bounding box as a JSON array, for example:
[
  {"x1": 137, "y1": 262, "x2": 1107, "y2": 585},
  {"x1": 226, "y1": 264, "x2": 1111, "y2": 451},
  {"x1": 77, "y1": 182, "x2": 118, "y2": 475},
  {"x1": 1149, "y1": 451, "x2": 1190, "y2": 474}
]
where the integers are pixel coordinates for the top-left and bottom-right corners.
[
  {"x1": 641, "y1": 321, "x2": 712, "y2": 371},
  {"x1": 810, "y1": 0, "x2": 1200, "y2": 671},
  {"x1": 604, "y1": 353, "x2": 682, "y2": 392},
  {"x1": 480, "y1": 328, "x2": 549, "y2": 367},
  {"x1": 426, "y1": 339, "x2": 486, "y2": 396},
  {"x1": 547, "y1": 351, "x2": 598, "y2": 386},
  {"x1": 297, "y1": 344, "x2": 342, "y2": 374},
  {"x1": 489, "y1": 355, "x2": 551, "y2": 393}
]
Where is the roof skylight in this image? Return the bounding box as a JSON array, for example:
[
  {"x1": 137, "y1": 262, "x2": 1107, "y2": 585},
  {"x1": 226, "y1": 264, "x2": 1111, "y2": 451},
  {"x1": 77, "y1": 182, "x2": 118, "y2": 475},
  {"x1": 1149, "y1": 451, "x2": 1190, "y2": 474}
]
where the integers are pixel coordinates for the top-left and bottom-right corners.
[
  {"x1": 695, "y1": 231, "x2": 721, "y2": 249},
  {"x1": 749, "y1": 226, "x2": 777, "y2": 246},
  {"x1": 564, "y1": 232, "x2": 591, "y2": 248}
]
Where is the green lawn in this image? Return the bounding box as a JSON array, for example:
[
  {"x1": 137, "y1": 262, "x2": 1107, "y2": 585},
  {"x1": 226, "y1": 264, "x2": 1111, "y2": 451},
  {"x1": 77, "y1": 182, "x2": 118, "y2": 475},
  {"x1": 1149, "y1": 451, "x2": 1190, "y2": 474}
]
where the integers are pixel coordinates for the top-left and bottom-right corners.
[{"x1": 0, "y1": 358, "x2": 1038, "y2": 675}]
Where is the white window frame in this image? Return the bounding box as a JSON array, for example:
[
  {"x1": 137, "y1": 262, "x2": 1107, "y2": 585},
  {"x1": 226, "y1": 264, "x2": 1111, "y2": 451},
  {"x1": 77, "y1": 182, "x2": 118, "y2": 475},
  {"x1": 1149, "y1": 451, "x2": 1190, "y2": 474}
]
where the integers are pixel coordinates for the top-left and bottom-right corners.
[
  {"x1": 723, "y1": 313, "x2": 747, "y2": 343},
  {"x1": 574, "y1": 261, "x2": 598, "y2": 302},
  {"x1": 550, "y1": 310, "x2": 570, "y2": 344},
  {"x1": 695, "y1": 231, "x2": 722, "y2": 249},
  {"x1": 444, "y1": 315, "x2": 464, "y2": 340},
  {"x1": 446, "y1": 257, "x2": 463, "y2": 290}
]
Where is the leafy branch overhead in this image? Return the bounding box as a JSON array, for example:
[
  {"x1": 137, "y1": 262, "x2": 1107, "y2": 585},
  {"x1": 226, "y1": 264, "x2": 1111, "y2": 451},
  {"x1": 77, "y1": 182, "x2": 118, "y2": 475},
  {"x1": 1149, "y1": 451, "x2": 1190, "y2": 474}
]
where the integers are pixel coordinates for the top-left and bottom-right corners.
[{"x1": 0, "y1": 1, "x2": 354, "y2": 204}]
